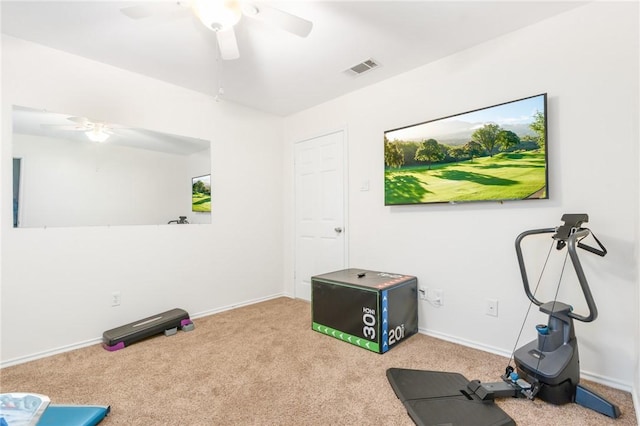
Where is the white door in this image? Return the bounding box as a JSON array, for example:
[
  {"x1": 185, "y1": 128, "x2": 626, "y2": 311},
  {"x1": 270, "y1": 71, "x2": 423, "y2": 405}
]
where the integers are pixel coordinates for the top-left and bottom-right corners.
[{"x1": 294, "y1": 130, "x2": 346, "y2": 301}]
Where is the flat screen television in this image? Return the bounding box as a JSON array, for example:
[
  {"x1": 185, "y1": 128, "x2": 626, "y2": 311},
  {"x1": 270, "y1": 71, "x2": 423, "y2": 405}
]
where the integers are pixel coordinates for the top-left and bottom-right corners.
[{"x1": 384, "y1": 93, "x2": 548, "y2": 206}]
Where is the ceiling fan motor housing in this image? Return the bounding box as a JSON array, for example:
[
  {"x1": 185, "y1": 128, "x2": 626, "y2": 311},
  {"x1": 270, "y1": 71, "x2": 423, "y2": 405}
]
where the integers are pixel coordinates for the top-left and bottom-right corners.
[{"x1": 194, "y1": 0, "x2": 242, "y2": 31}]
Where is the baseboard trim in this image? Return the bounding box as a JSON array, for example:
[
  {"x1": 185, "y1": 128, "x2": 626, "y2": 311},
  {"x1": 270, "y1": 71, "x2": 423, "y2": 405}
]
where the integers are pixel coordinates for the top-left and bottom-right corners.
[
  {"x1": 420, "y1": 327, "x2": 512, "y2": 358},
  {"x1": 579, "y1": 369, "x2": 633, "y2": 393},
  {"x1": 419, "y1": 327, "x2": 632, "y2": 393},
  {"x1": 1, "y1": 338, "x2": 102, "y2": 369},
  {"x1": 190, "y1": 292, "x2": 287, "y2": 319},
  {"x1": 1, "y1": 293, "x2": 287, "y2": 369}
]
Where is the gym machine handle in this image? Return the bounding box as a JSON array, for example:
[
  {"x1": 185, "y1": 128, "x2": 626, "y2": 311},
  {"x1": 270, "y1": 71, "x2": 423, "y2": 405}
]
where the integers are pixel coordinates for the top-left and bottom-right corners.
[{"x1": 515, "y1": 226, "x2": 602, "y2": 323}]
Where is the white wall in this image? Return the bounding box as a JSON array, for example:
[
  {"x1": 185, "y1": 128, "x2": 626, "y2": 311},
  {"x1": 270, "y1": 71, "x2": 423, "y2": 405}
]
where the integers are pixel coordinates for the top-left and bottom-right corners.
[
  {"x1": 285, "y1": 2, "x2": 638, "y2": 389},
  {"x1": 636, "y1": 134, "x2": 640, "y2": 423},
  {"x1": 1, "y1": 35, "x2": 285, "y2": 364}
]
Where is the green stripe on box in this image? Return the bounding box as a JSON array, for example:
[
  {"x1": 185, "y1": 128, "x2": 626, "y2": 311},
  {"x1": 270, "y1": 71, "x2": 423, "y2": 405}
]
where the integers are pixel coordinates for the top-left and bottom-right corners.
[{"x1": 312, "y1": 322, "x2": 379, "y2": 352}]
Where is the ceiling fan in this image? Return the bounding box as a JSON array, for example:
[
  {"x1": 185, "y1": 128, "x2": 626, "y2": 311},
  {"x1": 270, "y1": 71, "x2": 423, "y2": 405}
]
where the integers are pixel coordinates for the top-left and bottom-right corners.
[
  {"x1": 42, "y1": 116, "x2": 119, "y2": 143},
  {"x1": 120, "y1": 0, "x2": 313, "y2": 60}
]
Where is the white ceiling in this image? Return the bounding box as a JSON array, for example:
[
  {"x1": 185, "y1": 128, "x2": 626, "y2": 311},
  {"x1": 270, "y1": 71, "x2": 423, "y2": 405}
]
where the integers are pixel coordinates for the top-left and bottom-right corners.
[{"x1": 1, "y1": 1, "x2": 584, "y2": 116}]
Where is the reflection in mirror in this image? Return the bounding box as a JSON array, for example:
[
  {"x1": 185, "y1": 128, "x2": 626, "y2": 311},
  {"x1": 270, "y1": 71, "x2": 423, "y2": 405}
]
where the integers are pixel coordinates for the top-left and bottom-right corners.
[{"x1": 11, "y1": 105, "x2": 211, "y2": 228}]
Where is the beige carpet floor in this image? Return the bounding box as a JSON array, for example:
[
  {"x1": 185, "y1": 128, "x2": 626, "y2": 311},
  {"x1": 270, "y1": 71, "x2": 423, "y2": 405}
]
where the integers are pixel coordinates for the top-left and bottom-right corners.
[{"x1": 0, "y1": 297, "x2": 636, "y2": 425}]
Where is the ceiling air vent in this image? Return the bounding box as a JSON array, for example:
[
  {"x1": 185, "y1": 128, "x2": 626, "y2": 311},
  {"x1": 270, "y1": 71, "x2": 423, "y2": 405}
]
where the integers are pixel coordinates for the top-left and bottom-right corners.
[{"x1": 346, "y1": 58, "x2": 380, "y2": 76}]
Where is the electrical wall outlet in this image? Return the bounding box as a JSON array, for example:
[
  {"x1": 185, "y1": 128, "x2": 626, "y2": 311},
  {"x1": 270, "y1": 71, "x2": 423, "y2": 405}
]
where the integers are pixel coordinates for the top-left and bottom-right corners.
[
  {"x1": 486, "y1": 298, "x2": 498, "y2": 317},
  {"x1": 111, "y1": 291, "x2": 121, "y2": 307},
  {"x1": 418, "y1": 287, "x2": 427, "y2": 300},
  {"x1": 418, "y1": 287, "x2": 444, "y2": 306}
]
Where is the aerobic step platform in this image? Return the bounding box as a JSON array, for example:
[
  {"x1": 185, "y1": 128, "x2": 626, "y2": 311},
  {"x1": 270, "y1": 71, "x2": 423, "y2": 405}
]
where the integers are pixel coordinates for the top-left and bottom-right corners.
[{"x1": 103, "y1": 308, "x2": 194, "y2": 351}]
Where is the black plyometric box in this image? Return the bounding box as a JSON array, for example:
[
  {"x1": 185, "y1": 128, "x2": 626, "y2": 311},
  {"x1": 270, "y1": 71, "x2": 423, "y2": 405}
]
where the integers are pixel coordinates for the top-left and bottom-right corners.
[{"x1": 311, "y1": 268, "x2": 418, "y2": 353}]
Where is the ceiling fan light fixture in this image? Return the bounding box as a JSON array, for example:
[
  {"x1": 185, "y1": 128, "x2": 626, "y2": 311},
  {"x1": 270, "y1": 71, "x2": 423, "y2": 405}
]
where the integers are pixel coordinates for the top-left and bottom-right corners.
[{"x1": 194, "y1": 0, "x2": 242, "y2": 31}]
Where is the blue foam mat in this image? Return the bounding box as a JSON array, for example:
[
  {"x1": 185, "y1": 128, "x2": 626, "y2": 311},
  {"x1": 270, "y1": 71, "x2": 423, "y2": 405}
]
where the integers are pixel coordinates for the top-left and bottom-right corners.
[{"x1": 37, "y1": 405, "x2": 110, "y2": 426}]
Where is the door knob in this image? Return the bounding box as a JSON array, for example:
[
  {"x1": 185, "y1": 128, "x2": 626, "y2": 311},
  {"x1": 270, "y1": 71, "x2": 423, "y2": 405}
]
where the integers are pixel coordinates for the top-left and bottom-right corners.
[{"x1": 334, "y1": 227, "x2": 343, "y2": 233}]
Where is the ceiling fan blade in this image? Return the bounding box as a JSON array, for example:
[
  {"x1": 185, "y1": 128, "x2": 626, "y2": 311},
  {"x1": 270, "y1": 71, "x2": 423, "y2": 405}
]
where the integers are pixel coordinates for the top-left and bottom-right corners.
[
  {"x1": 216, "y1": 27, "x2": 240, "y2": 60},
  {"x1": 41, "y1": 124, "x2": 87, "y2": 131},
  {"x1": 251, "y1": 3, "x2": 312, "y2": 38},
  {"x1": 120, "y1": 1, "x2": 192, "y2": 20},
  {"x1": 66, "y1": 116, "x2": 90, "y2": 125},
  {"x1": 119, "y1": 4, "x2": 158, "y2": 20}
]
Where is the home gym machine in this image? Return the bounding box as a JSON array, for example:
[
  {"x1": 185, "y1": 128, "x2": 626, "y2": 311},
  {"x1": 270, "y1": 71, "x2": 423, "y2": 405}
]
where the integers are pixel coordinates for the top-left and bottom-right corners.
[{"x1": 387, "y1": 214, "x2": 621, "y2": 425}]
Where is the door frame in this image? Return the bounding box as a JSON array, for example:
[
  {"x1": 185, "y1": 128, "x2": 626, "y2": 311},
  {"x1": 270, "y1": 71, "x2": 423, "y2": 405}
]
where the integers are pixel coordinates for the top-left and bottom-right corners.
[{"x1": 293, "y1": 127, "x2": 349, "y2": 300}]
